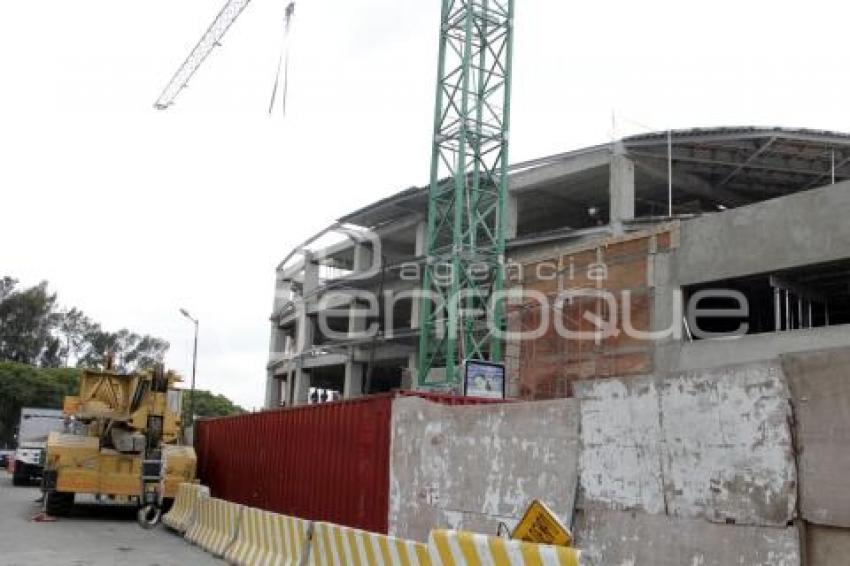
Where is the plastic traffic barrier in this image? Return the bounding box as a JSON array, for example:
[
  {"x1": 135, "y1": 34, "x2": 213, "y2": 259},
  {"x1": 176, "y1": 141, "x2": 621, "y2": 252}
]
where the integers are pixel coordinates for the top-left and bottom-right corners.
[
  {"x1": 225, "y1": 506, "x2": 311, "y2": 566},
  {"x1": 185, "y1": 496, "x2": 242, "y2": 557},
  {"x1": 309, "y1": 521, "x2": 432, "y2": 565},
  {"x1": 427, "y1": 529, "x2": 581, "y2": 566},
  {"x1": 163, "y1": 482, "x2": 210, "y2": 533}
]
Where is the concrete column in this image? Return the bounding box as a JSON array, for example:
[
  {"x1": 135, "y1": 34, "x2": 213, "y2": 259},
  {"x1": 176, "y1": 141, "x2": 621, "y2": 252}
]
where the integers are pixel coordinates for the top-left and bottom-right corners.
[
  {"x1": 292, "y1": 367, "x2": 310, "y2": 405},
  {"x1": 273, "y1": 278, "x2": 293, "y2": 312},
  {"x1": 264, "y1": 371, "x2": 281, "y2": 408},
  {"x1": 302, "y1": 252, "x2": 320, "y2": 305},
  {"x1": 279, "y1": 372, "x2": 290, "y2": 406},
  {"x1": 609, "y1": 145, "x2": 635, "y2": 234},
  {"x1": 505, "y1": 193, "x2": 519, "y2": 240},
  {"x1": 344, "y1": 355, "x2": 364, "y2": 398},
  {"x1": 409, "y1": 220, "x2": 428, "y2": 332},
  {"x1": 266, "y1": 277, "x2": 293, "y2": 408},
  {"x1": 403, "y1": 353, "x2": 416, "y2": 391},
  {"x1": 295, "y1": 305, "x2": 314, "y2": 355},
  {"x1": 351, "y1": 242, "x2": 373, "y2": 274},
  {"x1": 414, "y1": 221, "x2": 427, "y2": 256}
]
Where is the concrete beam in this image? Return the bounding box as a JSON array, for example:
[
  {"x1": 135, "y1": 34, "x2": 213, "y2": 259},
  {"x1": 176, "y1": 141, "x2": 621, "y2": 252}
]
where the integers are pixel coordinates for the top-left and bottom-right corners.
[
  {"x1": 675, "y1": 180, "x2": 850, "y2": 285},
  {"x1": 508, "y1": 148, "x2": 611, "y2": 193}
]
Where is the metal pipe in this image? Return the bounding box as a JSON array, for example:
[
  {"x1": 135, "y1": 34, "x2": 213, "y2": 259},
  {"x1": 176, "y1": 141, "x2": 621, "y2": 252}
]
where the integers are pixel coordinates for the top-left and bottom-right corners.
[
  {"x1": 832, "y1": 150, "x2": 836, "y2": 185},
  {"x1": 774, "y1": 287, "x2": 781, "y2": 331},
  {"x1": 667, "y1": 129, "x2": 673, "y2": 217},
  {"x1": 180, "y1": 309, "x2": 199, "y2": 425},
  {"x1": 785, "y1": 291, "x2": 791, "y2": 331}
]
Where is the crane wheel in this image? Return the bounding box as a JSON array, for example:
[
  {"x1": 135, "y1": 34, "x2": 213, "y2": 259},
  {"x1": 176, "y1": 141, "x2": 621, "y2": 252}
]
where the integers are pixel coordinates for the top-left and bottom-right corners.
[
  {"x1": 137, "y1": 504, "x2": 161, "y2": 529},
  {"x1": 45, "y1": 491, "x2": 74, "y2": 517}
]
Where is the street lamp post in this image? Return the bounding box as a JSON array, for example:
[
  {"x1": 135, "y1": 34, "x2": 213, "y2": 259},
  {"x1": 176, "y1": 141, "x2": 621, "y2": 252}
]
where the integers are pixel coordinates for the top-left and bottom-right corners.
[{"x1": 179, "y1": 308, "x2": 198, "y2": 427}]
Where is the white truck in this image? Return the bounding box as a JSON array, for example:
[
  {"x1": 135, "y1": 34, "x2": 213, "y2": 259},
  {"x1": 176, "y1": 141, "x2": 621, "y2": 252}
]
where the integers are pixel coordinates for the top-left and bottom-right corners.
[{"x1": 13, "y1": 407, "x2": 64, "y2": 486}]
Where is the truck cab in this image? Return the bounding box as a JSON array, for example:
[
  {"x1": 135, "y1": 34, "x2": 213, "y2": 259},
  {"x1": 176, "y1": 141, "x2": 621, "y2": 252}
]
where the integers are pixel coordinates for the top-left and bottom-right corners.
[{"x1": 12, "y1": 408, "x2": 64, "y2": 486}]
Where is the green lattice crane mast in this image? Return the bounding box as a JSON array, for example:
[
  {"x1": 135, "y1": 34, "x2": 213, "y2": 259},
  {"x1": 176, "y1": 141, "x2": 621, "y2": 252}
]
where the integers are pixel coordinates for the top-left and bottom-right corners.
[{"x1": 417, "y1": 0, "x2": 515, "y2": 389}]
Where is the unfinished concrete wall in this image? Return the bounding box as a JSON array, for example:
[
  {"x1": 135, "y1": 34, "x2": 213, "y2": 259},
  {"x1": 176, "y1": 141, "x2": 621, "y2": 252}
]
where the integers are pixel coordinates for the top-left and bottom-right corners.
[
  {"x1": 656, "y1": 324, "x2": 850, "y2": 375},
  {"x1": 575, "y1": 361, "x2": 796, "y2": 526},
  {"x1": 388, "y1": 397, "x2": 579, "y2": 542},
  {"x1": 782, "y1": 347, "x2": 850, "y2": 528},
  {"x1": 676, "y1": 180, "x2": 850, "y2": 285},
  {"x1": 573, "y1": 508, "x2": 800, "y2": 566}
]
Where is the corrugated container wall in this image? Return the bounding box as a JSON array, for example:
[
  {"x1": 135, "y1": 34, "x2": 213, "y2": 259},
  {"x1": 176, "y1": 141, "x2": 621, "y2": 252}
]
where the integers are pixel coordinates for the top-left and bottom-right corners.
[
  {"x1": 196, "y1": 394, "x2": 393, "y2": 533},
  {"x1": 195, "y1": 392, "x2": 505, "y2": 534}
]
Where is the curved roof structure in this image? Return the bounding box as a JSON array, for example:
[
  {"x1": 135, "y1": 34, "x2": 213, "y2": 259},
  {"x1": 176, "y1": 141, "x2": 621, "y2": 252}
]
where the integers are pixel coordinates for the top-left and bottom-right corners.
[{"x1": 339, "y1": 126, "x2": 850, "y2": 233}]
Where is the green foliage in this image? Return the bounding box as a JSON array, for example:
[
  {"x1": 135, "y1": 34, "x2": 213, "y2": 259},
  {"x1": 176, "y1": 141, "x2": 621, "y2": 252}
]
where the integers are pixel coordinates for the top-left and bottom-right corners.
[
  {"x1": 0, "y1": 281, "x2": 59, "y2": 364},
  {"x1": 0, "y1": 275, "x2": 170, "y2": 371},
  {"x1": 183, "y1": 389, "x2": 246, "y2": 423},
  {"x1": 0, "y1": 362, "x2": 81, "y2": 448}
]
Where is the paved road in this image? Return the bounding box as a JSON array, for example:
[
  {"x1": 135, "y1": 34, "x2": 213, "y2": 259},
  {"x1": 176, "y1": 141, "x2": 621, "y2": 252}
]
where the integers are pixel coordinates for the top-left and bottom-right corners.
[{"x1": 0, "y1": 472, "x2": 221, "y2": 565}]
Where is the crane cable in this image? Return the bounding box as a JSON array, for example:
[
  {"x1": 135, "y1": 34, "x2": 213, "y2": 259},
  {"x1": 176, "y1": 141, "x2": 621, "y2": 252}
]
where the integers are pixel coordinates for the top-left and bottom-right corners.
[{"x1": 269, "y1": 2, "x2": 295, "y2": 116}]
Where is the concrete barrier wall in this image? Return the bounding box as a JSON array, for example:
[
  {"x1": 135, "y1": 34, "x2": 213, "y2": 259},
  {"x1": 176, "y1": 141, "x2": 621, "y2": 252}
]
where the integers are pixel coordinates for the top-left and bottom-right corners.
[
  {"x1": 574, "y1": 361, "x2": 796, "y2": 526},
  {"x1": 782, "y1": 347, "x2": 850, "y2": 528},
  {"x1": 806, "y1": 524, "x2": 850, "y2": 566},
  {"x1": 388, "y1": 397, "x2": 580, "y2": 542},
  {"x1": 386, "y1": 358, "x2": 849, "y2": 562},
  {"x1": 573, "y1": 508, "x2": 800, "y2": 566}
]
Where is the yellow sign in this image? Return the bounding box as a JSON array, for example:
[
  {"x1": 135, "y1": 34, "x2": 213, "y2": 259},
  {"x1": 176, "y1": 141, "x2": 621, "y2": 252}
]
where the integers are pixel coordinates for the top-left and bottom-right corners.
[{"x1": 512, "y1": 500, "x2": 572, "y2": 547}]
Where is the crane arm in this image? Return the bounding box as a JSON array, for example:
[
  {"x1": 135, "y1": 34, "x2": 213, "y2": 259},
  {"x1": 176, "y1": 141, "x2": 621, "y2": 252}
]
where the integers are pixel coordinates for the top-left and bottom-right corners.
[{"x1": 154, "y1": 0, "x2": 253, "y2": 110}]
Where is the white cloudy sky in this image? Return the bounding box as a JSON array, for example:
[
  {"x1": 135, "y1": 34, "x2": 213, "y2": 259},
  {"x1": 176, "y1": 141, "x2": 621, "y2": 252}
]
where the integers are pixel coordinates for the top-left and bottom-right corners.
[{"x1": 2, "y1": 0, "x2": 849, "y2": 409}]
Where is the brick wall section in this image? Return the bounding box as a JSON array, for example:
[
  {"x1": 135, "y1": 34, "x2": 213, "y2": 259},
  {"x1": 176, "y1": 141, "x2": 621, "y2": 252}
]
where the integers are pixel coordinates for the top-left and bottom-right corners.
[{"x1": 507, "y1": 227, "x2": 676, "y2": 399}]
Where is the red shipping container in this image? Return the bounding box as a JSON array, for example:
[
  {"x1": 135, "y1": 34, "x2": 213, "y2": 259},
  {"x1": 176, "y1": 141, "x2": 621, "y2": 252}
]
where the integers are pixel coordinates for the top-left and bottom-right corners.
[{"x1": 195, "y1": 391, "x2": 505, "y2": 534}]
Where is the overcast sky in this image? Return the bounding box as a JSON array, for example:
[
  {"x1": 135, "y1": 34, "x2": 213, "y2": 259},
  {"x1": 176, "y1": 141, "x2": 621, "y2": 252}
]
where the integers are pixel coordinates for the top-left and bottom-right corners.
[{"x1": 2, "y1": 0, "x2": 849, "y2": 410}]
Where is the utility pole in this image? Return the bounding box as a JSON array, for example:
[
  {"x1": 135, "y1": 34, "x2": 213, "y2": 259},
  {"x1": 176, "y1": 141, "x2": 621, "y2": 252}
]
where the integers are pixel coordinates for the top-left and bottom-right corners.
[{"x1": 179, "y1": 309, "x2": 199, "y2": 425}]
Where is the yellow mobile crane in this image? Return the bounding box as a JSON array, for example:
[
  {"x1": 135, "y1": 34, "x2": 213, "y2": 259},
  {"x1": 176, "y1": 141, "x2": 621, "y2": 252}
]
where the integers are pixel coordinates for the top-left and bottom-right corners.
[{"x1": 41, "y1": 362, "x2": 196, "y2": 523}]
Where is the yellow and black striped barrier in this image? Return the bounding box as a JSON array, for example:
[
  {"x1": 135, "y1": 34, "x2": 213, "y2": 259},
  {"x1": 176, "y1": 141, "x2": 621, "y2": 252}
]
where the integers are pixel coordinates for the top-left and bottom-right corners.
[
  {"x1": 309, "y1": 521, "x2": 432, "y2": 566},
  {"x1": 225, "y1": 505, "x2": 311, "y2": 566},
  {"x1": 184, "y1": 496, "x2": 242, "y2": 557},
  {"x1": 427, "y1": 529, "x2": 581, "y2": 566},
  {"x1": 162, "y1": 482, "x2": 209, "y2": 533}
]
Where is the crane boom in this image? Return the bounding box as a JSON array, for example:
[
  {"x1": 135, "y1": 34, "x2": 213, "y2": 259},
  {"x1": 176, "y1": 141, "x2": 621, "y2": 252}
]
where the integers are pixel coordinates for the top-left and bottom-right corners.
[{"x1": 154, "y1": 0, "x2": 253, "y2": 110}]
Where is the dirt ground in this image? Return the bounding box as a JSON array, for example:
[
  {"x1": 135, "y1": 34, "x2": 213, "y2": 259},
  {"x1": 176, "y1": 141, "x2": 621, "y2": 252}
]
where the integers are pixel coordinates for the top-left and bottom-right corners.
[{"x1": 0, "y1": 472, "x2": 221, "y2": 565}]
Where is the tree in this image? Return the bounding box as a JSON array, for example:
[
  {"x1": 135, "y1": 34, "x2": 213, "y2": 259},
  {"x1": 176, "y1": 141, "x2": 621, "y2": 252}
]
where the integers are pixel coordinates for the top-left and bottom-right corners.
[
  {"x1": 57, "y1": 308, "x2": 94, "y2": 366},
  {"x1": 0, "y1": 277, "x2": 16, "y2": 303},
  {"x1": 182, "y1": 389, "x2": 245, "y2": 423},
  {"x1": 0, "y1": 281, "x2": 58, "y2": 365},
  {"x1": 76, "y1": 324, "x2": 117, "y2": 369},
  {"x1": 77, "y1": 328, "x2": 169, "y2": 372},
  {"x1": 0, "y1": 362, "x2": 81, "y2": 447},
  {"x1": 127, "y1": 334, "x2": 169, "y2": 371},
  {"x1": 0, "y1": 275, "x2": 170, "y2": 372}
]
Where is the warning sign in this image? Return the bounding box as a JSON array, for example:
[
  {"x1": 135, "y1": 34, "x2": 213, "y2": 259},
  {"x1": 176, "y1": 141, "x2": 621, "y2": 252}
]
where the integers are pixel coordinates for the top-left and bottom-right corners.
[{"x1": 512, "y1": 500, "x2": 572, "y2": 547}]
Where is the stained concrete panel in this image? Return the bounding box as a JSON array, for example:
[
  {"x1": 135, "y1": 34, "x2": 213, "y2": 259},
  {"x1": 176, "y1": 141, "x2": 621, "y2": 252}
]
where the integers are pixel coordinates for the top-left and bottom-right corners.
[
  {"x1": 388, "y1": 397, "x2": 579, "y2": 542},
  {"x1": 806, "y1": 524, "x2": 850, "y2": 566},
  {"x1": 573, "y1": 508, "x2": 800, "y2": 566},
  {"x1": 575, "y1": 361, "x2": 796, "y2": 526},
  {"x1": 574, "y1": 377, "x2": 665, "y2": 515},
  {"x1": 782, "y1": 347, "x2": 850, "y2": 528},
  {"x1": 658, "y1": 362, "x2": 796, "y2": 526}
]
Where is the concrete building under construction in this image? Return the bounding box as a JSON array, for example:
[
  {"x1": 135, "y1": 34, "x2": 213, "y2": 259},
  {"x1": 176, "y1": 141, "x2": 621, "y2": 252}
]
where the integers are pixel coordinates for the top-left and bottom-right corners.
[{"x1": 265, "y1": 126, "x2": 850, "y2": 408}]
